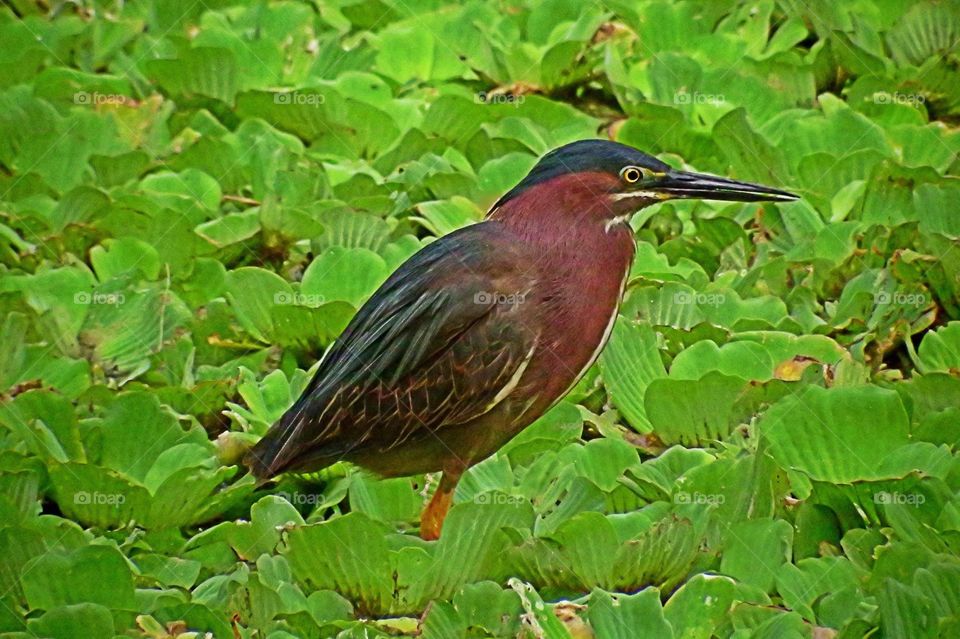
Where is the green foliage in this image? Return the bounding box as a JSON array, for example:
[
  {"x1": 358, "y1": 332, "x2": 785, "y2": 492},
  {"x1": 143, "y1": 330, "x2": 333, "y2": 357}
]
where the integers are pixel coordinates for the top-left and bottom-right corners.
[{"x1": 1, "y1": 0, "x2": 959, "y2": 637}]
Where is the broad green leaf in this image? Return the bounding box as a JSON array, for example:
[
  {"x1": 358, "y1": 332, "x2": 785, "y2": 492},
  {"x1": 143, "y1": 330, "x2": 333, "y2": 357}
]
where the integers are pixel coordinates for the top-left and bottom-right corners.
[
  {"x1": 713, "y1": 108, "x2": 792, "y2": 186},
  {"x1": 3, "y1": 264, "x2": 95, "y2": 347},
  {"x1": 663, "y1": 573, "x2": 736, "y2": 639},
  {"x1": 89, "y1": 237, "x2": 161, "y2": 281},
  {"x1": 300, "y1": 246, "x2": 389, "y2": 307},
  {"x1": 135, "y1": 554, "x2": 202, "y2": 589},
  {"x1": 878, "y1": 577, "x2": 938, "y2": 639},
  {"x1": 508, "y1": 579, "x2": 574, "y2": 639},
  {"x1": 80, "y1": 282, "x2": 192, "y2": 380},
  {"x1": 229, "y1": 495, "x2": 306, "y2": 560},
  {"x1": 587, "y1": 588, "x2": 673, "y2": 639},
  {"x1": 916, "y1": 322, "x2": 960, "y2": 373},
  {"x1": 418, "y1": 500, "x2": 533, "y2": 602},
  {"x1": 284, "y1": 513, "x2": 395, "y2": 615},
  {"x1": 669, "y1": 340, "x2": 773, "y2": 381},
  {"x1": 0, "y1": 389, "x2": 84, "y2": 463},
  {"x1": 310, "y1": 208, "x2": 391, "y2": 252},
  {"x1": 413, "y1": 196, "x2": 483, "y2": 235},
  {"x1": 27, "y1": 604, "x2": 114, "y2": 639},
  {"x1": 759, "y1": 385, "x2": 949, "y2": 483},
  {"x1": 645, "y1": 372, "x2": 790, "y2": 446},
  {"x1": 348, "y1": 474, "x2": 422, "y2": 527},
  {"x1": 21, "y1": 545, "x2": 136, "y2": 610},
  {"x1": 884, "y1": 1, "x2": 960, "y2": 66},
  {"x1": 140, "y1": 169, "x2": 223, "y2": 212},
  {"x1": 599, "y1": 319, "x2": 667, "y2": 433},
  {"x1": 719, "y1": 518, "x2": 793, "y2": 593},
  {"x1": 195, "y1": 211, "x2": 261, "y2": 247},
  {"x1": 224, "y1": 267, "x2": 295, "y2": 342},
  {"x1": 146, "y1": 47, "x2": 239, "y2": 104}
]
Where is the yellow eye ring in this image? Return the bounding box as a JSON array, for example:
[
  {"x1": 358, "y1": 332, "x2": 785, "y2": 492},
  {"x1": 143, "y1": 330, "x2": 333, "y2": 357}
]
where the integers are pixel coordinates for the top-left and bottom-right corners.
[{"x1": 621, "y1": 166, "x2": 644, "y2": 183}]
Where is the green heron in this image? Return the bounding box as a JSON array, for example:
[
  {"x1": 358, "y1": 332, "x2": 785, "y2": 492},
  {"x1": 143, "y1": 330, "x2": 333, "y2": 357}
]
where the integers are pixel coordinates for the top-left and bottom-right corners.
[{"x1": 246, "y1": 139, "x2": 797, "y2": 539}]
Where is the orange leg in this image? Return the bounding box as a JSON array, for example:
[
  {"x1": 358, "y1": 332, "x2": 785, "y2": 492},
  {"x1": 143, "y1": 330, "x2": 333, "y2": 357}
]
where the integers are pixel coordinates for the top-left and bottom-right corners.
[{"x1": 420, "y1": 466, "x2": 463, "y2": 541}]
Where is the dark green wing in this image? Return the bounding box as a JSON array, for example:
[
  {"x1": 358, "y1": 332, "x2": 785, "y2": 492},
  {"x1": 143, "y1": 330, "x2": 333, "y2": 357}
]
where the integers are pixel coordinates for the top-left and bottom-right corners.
[{"x1": 247, "y1": 223, "x2": 538, "y2": 478}]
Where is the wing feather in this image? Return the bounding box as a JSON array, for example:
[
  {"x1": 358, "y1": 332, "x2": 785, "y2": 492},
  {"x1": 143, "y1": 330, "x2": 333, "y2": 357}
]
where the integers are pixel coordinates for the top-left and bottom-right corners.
[{"x1": 247, "y1": 224, "x2": 538, "y2": 478}]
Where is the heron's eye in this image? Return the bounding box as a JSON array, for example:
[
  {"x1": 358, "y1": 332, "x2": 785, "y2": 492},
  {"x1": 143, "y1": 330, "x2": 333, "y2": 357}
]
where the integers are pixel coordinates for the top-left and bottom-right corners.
[{"x1": 621, "y1": 166, "x2": 645, "y2": 183}]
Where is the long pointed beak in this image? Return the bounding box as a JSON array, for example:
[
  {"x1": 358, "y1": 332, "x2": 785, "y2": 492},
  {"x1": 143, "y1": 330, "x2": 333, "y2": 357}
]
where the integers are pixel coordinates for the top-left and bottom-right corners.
[{"x1": 654, "y1": 170, "x2": 798, "y2": 203}]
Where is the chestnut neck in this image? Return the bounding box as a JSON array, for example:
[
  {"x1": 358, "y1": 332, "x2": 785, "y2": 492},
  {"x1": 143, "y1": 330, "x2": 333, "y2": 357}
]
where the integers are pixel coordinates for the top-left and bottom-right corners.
[
  {"x1": 487, "y1": 172, "x2": 636, "y2": 258},
  {"x1": 488, "y1": 172, "x2": 617, "y2": 237}
]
